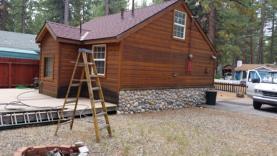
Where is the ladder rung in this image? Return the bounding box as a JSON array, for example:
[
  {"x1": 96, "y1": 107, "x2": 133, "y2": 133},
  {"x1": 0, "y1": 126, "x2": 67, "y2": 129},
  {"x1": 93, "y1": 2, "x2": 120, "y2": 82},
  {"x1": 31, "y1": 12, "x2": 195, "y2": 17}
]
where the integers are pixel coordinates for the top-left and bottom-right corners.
[
  {"x1": 65, "y1": 99, "x2": 77, "y2": 104},
  {"x1": 73, "y1": 79, "x2": 95, "y2": 82},
  {"x1": 99, "y1": 124, "x2": 109, "y2": 130},
  {"x1": 90, "y1": 75, "x2": 98, "y2": 78},
  {"x1": 92, "y1": 87, "x2": 100, "y2": 91},
  {"x1": 96, "y1": 111, "x2": 106, "y2": 117},
  {"x1": 71, "y1": 83, "x2": 80, "y2": 87},
  {"x1": 71, "y1": 61, "x2": 95, "y2": 66},
  {"x1": 73, "y1": 79, "x2": 87, "y2": 82},
  {"x1": 93, "y1": 99, "x2": 104, "y2": 103},
  {"x1": 77, "y1": 62, "x2": 95, "y2": 67}
]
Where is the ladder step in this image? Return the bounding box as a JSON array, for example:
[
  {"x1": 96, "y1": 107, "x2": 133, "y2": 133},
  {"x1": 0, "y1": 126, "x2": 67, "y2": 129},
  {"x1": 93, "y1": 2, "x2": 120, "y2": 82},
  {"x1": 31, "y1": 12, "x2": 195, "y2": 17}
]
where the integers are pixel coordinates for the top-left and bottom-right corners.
[
  {"x1": 73, "y1": 79, "x2": 95, "y2": 82},
  {"x1": 96, "y1": 111, "x2": 106, "y2": 117},
  {"x1": 65, "y1": 99, "x2": 77, "y2": 104},
  {"x1": 92, "y1": 87, "x2": 100, "y2": 91},
  {"x1": 99, "y1": 124, "x2": 109, "y2": 130},
  {"x1": 73, "y1": 79, "x2": 87, "y2": 82},
  {"x1": 71, "y1": 83, "x2": 80, "y2": 87},
  {"x1": 77, "y1": 62, "x2": 94, "y2": 67},
  {"x1": 71, "y1": 61, "x2": 95, "y2": 66},
  {"x1": 93, "y1": 99, "x2": 104, "y2": 103},
  {"x1": 90, "y1": 75, "x2": 98, "y2": 78}
]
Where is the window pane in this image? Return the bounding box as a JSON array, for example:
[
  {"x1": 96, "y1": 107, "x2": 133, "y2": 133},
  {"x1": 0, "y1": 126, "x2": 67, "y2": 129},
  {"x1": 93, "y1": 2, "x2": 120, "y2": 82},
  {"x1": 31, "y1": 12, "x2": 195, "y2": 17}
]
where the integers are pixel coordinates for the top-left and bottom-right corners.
[
  {"x1": 174, "y1": 11, "x2": 185, "y2": 25},
  {"x1": 94, "y1": 46, "x2": 105, "y2": 59},
  {"x1": 95, "y1": 61, "x2": 105, "y2": 74},
  {"x1": 173, "y1": 24, "x2": 184, "y2": 38},
  {"x1": 44, "y1": 57, "x2": 53, "y2": 77}
]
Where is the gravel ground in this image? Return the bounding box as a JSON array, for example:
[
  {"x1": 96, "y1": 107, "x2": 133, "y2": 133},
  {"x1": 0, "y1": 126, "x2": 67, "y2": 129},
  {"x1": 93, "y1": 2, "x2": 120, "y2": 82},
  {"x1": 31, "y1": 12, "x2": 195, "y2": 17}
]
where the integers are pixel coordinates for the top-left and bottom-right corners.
[{"x1": 1, "y1": 107, "x2": 277, "y2": 156}]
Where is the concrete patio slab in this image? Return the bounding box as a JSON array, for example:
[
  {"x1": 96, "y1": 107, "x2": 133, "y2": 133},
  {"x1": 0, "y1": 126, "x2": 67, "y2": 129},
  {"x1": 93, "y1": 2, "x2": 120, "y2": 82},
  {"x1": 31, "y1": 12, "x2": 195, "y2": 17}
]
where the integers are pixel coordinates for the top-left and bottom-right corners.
[{"x1": 0, "y1": 88, "x2": 117, "y2": 114}]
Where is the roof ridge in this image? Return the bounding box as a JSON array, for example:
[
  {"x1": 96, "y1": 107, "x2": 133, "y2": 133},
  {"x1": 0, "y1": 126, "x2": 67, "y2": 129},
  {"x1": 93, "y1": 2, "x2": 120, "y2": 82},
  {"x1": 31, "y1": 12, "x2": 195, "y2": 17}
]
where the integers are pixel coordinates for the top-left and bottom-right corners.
[{"x1": 83, "y1": 0, "x2": 178, "y2": 25}]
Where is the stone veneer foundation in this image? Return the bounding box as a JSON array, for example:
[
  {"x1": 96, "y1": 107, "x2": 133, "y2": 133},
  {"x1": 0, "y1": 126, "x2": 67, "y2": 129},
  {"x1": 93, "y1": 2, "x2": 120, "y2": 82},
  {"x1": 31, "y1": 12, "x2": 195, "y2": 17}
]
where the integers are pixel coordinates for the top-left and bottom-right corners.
[{"x1": 118, "y1": 88, "x2": 210, "y2": 113}]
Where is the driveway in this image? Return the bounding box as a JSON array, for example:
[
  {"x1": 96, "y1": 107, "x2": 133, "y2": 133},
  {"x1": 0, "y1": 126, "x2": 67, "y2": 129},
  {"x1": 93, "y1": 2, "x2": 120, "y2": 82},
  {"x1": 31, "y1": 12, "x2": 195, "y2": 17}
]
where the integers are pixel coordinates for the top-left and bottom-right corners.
[{"x1": 205, "y1": 91, "x2": 277, "y2": 118}]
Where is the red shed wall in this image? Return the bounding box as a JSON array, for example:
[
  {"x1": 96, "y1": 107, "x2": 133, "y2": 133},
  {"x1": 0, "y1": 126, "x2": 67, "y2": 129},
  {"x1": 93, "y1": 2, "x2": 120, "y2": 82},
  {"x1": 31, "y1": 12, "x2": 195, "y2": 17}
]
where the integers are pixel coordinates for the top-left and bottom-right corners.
[
  {"x1": 0, "y1": 58, "x2": 39, "y2": 88},
  {"x1": 119, "y1": 3, "x2": 215, "y2": 89}
]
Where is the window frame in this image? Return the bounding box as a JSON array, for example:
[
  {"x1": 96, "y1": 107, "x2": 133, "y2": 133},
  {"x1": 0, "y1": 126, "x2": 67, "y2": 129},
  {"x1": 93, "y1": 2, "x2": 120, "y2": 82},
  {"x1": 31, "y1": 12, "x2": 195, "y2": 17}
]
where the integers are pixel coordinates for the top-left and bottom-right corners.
[
  {"x1": 173, "y1": 10, "x2": 187, "y2": 40},
  {"x1": 92, "y1": 44, "x2": 106, "y2": 76},
  {"x1": 43, "y1": 56, "x2": 54, "y2": 79}
]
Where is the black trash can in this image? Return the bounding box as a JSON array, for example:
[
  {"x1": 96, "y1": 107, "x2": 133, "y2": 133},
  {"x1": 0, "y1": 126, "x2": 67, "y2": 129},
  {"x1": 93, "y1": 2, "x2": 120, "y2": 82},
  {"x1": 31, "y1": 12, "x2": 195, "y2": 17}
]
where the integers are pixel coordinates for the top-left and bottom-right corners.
[{"x1": 206, "y1": 90, "x2": 217, "y2": 105}]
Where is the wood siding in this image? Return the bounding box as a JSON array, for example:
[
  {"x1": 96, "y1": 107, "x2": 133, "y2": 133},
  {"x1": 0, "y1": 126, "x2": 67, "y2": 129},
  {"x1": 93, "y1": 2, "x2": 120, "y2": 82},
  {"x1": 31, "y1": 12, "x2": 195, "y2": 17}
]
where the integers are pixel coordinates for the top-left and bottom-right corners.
[
  {"x1": 0, "y1": 58, "x2": 39, "y2": 88},
  {"x1": 120, "y1": 4, "x2": 215, "y2": 89},
  {"x1": 56, "y1": 42, "x2": 120, "y2": 102},
  {"x1": 39, "y1": 33, "x2": 60, "y2": 97}
]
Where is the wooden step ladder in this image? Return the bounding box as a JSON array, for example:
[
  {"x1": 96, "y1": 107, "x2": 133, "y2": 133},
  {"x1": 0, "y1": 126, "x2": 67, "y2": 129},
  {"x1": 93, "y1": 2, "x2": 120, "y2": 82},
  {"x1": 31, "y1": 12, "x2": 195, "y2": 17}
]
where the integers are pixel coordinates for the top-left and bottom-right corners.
[{"x1": 54, "y1": 48, "x2": 112, "y2": 143}]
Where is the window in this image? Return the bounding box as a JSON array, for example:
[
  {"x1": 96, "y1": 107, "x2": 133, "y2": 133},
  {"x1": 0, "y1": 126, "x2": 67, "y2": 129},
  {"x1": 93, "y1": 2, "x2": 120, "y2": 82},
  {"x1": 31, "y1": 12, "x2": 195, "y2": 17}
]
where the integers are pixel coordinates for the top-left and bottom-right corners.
[
  {"x1": 44, "y1": 57, "x2": 53, "y2": 77},
  {"x1": 248, "y1": 71, "x2": 259, "y2": 82},
  {"x1": 93, "y1": 45, "x2": 106, "y2": 75},
  {"x1": 173, "y1": 10, "x2": 187, "y2": 39}
]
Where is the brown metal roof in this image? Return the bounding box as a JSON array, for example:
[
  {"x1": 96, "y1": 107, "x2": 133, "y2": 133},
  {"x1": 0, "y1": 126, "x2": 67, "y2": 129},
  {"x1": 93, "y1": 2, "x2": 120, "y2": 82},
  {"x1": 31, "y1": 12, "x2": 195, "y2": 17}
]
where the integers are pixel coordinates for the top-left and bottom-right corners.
[
  {"x1": 235, "y1": 64, "x2": 277, "y2": 71},
  {"x1": 44, "y1": 0, "x2": 178, "y2": 41},
  {"x1": 46, "y1": 22, "x2": 90, "y2": 41}
]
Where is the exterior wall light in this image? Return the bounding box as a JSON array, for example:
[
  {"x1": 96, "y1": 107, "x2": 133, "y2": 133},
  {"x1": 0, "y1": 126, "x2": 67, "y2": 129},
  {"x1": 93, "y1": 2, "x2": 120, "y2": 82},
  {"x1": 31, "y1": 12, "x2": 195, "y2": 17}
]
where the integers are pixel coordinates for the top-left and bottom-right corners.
[
  {"x1": 188, "y1": 53, "x2": 193, "y2": 60},
  {"x1": 211, "y1": 55, "x2": 217, "y2": 60}
]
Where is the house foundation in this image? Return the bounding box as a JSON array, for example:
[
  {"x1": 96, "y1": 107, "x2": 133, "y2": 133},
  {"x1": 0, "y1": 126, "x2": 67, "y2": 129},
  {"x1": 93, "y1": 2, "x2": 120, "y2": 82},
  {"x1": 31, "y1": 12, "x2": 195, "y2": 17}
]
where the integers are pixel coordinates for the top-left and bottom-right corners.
[{"x1": 118, "y1": 88, "x2": 210, "y2": 113}]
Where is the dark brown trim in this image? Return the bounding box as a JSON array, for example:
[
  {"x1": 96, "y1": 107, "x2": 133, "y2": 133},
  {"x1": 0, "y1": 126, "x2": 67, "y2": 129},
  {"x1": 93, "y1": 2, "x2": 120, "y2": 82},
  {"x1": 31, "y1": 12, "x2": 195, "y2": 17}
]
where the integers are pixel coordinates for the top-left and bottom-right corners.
[
  {"x1": 57, "y1": 37, "x2": 82, "y2": 44},
  {"x1": 83, "y1": 37, "x2": 118, "y2": 44},
  {"x1": 120, "y1": 86, "x2": 214, "y2": 91}
]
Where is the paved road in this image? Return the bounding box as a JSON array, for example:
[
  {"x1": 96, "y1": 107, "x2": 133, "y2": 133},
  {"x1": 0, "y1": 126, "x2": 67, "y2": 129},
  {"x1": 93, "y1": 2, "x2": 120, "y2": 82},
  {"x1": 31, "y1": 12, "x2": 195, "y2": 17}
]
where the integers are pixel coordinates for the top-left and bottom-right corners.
[{"x1": 205, "y1": 100, "x2": 277, "y2": 118}]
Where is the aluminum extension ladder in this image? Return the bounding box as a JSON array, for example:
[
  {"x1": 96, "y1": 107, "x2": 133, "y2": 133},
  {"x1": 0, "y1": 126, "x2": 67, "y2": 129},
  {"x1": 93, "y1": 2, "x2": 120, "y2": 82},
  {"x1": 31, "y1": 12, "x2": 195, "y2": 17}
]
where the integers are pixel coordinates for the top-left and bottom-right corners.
[
  {"x1": 0, "y1": 108, "x2": 67, "y2": 130},
  {"x1": 54, "y1": 48, "x2": 112, "y2": 143}
]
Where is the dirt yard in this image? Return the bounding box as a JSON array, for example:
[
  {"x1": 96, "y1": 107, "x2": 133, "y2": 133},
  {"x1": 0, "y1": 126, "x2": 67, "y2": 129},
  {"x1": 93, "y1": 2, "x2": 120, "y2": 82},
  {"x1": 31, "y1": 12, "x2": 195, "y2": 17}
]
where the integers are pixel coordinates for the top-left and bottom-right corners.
[{"x1": 1, "y1": 107, "x2": 277, "y2": 156}]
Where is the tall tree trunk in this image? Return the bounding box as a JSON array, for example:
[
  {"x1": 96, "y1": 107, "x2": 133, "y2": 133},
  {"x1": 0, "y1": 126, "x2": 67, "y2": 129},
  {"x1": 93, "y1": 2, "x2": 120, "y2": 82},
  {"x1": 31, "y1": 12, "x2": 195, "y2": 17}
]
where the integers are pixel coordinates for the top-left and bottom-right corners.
[
  {"x1": 64, "y1": 0, "x2": 69, "y2": 25},
  {"x1": 21, "y1": 0, "x2": 27, "y2": 33},
  {"x1": 104, "y1": 0, "x2": 109, "y2": 15},
  {"x1": 0, "y1": 0, "x2": 8, "y2": 30},
  {"x1": 207, "y1": 7, "x2": 216, "y2": 43},
  {"x1": 270, "y1": 8, "x2": 275, "y2": 63},
  {"x1": 250, "y1": 36, "x2": 254, "y2": 63},
  {"x1": 258, "y1": 0, "x2": 266, "y2": 64}
]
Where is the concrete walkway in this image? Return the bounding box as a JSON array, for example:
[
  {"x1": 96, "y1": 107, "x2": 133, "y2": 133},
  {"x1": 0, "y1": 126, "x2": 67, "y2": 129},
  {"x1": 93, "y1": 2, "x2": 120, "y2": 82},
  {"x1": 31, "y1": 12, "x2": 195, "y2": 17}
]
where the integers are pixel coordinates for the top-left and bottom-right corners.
[{"x1": 0, "y1": 88, "x2": 117, "y2": 113}]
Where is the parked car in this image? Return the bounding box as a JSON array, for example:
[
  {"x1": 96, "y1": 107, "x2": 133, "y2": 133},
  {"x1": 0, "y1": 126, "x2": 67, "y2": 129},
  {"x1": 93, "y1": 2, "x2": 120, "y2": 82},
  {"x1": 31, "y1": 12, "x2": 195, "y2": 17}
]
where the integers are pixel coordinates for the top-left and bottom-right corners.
[{"x1": 252, "y1": 71, "x2": 277, "y2": 109}]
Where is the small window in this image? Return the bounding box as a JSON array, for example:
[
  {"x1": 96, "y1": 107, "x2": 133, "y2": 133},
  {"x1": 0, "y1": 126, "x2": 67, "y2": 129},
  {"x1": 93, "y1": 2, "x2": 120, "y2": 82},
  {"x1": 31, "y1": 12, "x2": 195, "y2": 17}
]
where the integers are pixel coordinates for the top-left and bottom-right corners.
[
  {"x1": 93, "y1": 45, "x2": 106, "y2": 75},
  {"x1": 173, "y1": 10, "x2": 187, "y2": 39},
  {"x1": 44, "y1": 57, "x2": 53, "y2": 77}
]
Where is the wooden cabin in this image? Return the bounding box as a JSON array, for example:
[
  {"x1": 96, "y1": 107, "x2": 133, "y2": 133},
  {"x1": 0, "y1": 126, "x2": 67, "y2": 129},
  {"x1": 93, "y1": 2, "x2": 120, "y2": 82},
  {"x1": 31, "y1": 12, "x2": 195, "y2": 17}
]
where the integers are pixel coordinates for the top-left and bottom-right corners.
[{"x1": 36, "y1": 0, "x2": 217, "y2": 105}]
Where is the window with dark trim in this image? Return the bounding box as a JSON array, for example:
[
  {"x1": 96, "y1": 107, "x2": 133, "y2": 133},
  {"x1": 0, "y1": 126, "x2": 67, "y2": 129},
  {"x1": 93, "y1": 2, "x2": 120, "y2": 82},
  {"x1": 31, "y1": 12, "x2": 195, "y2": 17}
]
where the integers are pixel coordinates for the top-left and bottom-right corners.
[
  {"x1": 44, "y1": 57, "x2": 53, "y2": 77},
  {"x1": 93, "y1": 45, "x2": 106, "y2": 75}
]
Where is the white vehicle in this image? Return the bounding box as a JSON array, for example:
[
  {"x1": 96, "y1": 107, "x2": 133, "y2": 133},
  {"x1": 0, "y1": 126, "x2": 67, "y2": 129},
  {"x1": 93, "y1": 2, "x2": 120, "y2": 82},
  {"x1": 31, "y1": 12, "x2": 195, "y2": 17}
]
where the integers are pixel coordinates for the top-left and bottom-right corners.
[
  {"x1": 245, "y1": 70, "x2": 270, "y2": 97},
  {"x1": 252, "y1": 71, "x2": 277, "y2": 109}
]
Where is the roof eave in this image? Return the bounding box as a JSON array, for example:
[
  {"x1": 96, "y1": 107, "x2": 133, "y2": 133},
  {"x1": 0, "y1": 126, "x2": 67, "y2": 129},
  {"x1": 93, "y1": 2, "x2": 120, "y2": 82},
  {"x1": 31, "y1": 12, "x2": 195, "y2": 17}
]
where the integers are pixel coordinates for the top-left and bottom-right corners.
[
  {"x1": 56, "y1": 37, "x2": 82, "y2": 44},
  {"x1": 36, "y1": 22, "x2": 57, "y2": 43}
]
